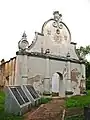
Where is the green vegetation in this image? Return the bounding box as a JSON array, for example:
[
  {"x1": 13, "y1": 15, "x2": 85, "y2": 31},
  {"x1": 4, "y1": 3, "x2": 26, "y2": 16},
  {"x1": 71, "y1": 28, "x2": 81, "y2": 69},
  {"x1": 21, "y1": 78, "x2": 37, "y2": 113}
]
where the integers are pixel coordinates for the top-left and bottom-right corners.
[
  {"x1": 40, "y1": 97, "x2": 52, "y2": 104},
  {"x1": 76, "y1": 46, "x2": 90, "y2": 90},
  {"x1": 86, "y1": 76, "x2": 90, "y2": 90},
  {"x1": 0, "y1": 91, "x2": 52, "y2": 120},
  {"x1": 65, "y1": 91, "x2": 90, "y2": 120},
  {"x1": 65, "y1": 115, "x2": 84, "y2": 120},
  {"x1": 66, "y1": 90, "x2": 90, "y2": 108},
  {"x1": 0, "y1": 91, "x2": 23, "y2": 120}
]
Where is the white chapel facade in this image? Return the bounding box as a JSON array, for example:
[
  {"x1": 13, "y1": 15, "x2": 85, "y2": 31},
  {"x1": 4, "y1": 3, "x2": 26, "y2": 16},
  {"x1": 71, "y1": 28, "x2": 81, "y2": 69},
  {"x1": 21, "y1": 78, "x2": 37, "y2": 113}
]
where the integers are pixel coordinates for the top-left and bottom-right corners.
[{"x1": 14, "y1": 11, "x2": 86, "y2": 97}]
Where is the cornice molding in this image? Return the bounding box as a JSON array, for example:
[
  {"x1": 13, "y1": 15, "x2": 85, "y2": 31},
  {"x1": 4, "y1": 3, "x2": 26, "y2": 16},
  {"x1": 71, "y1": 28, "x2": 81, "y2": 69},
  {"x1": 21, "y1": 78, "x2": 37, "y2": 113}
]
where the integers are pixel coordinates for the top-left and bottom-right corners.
[{"x1": 16, "y1": 51, "x2": 85, "y2": 64}]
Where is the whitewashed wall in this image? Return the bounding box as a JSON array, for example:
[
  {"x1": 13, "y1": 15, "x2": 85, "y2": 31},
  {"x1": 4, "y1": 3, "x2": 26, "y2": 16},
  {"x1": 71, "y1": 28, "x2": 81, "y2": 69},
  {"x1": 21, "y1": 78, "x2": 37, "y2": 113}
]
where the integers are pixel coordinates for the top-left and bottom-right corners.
[
  {"x1": 28, "y1": 34, "x2": 79, "y2": 60},
  {"x1": 27, "y1": 56, "x2": 46, "y2": 78}
]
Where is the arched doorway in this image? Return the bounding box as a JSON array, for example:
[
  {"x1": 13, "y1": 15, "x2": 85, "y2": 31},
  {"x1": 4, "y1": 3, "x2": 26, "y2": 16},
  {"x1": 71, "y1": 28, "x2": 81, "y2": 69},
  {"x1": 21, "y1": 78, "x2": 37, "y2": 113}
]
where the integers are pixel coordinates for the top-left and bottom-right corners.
[{"x1": 52, "y1": 72, "x2": 63, "y2": 96}]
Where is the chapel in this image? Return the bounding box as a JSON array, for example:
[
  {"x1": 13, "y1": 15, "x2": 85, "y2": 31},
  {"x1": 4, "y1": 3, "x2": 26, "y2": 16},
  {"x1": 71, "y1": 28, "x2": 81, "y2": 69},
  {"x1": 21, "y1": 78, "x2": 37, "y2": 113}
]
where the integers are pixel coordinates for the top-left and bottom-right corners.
[{"x1": 0, "y1": 11, "x2": 86, "y2": 97}]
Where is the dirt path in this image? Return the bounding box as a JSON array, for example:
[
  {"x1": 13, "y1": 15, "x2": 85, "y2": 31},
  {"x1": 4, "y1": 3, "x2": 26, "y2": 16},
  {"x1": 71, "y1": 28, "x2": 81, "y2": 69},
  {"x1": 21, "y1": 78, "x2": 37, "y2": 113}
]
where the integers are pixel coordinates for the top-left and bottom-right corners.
[{"x1": 25, "y1": 98, "x2": 65, "y2": 120}]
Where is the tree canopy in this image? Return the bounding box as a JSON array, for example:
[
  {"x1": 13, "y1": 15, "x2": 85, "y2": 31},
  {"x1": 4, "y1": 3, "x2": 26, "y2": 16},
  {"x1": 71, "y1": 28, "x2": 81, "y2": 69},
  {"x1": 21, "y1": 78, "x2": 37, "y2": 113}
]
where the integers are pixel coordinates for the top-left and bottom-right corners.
[
  {"x1": 76, "y1": 45, "x2": 90, "y2": 89},
  {"x1": 76, "y1": 45, "x2": 90, "y2": 60}
]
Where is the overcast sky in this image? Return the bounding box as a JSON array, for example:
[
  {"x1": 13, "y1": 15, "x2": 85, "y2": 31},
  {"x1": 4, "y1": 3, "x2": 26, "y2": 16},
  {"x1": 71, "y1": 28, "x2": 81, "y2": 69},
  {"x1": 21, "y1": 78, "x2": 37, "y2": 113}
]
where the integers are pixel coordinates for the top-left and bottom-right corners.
[{"x1": 0, "y1": 0, "x2": 90, "y2": 61}]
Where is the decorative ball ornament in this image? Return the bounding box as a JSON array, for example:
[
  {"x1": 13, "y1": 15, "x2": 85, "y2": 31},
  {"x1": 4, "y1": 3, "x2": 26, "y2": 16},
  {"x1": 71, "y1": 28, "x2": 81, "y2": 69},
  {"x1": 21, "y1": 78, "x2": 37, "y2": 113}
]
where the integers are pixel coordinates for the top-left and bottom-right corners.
[
  {"x1": 18, "y1": 32, "x2": 29, "y2": 50},
  {"x1": 18, "y1": 40, "x2": 29, "y2": 50}
]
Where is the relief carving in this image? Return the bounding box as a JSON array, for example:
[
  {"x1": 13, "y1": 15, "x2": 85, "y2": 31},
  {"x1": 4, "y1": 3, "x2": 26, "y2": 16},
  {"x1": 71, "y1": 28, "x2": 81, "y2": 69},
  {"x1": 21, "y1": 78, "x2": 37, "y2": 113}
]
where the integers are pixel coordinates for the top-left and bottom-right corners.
[
  {"x1": 47, "y1": 29, "x2": 51, "y2": 35},
  {"x1": 71, "y1": 68, "x2": 86, "y2": 94},
  {"x1": 71, "y1": 68, "x2": 81, "y2": 94},
  {"x1": 79, "y1": 75, "x2": 86, "y2": 94},
  {"x1": 71, "y1": 68, "x2": 80, "y2": 83},
  {"x1": 28, "y1": 75, "x2": 44, "y2": 95}
]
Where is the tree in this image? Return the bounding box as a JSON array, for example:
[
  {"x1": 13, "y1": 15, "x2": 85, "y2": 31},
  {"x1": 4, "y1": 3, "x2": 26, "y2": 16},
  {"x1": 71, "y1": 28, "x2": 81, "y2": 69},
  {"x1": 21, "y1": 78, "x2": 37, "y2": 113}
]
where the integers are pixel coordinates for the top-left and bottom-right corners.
[
  {"x1": 76, "y1": 45, "x2": 90, "y2": 89},
  {"x1": 76, "y1": 46, "x2": 90, "y2": 61}
]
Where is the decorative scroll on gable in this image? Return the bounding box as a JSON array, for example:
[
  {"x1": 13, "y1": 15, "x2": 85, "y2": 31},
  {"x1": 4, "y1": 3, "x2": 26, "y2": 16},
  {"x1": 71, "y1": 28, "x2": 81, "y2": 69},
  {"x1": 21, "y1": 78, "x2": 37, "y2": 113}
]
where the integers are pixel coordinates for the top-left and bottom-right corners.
[
  {"x1": 42, "y1": 11, "x2": 71, "y2": 45},
  {"x1": 26, "y1": 11, "x2": 79, "y2": 60}
]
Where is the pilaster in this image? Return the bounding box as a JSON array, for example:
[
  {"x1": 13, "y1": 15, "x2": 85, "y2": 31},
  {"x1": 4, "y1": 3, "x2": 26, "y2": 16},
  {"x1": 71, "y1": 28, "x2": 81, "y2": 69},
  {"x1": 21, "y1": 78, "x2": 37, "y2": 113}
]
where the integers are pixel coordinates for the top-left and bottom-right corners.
[
  {"x1": 15, "y1": 54, "x2": 28, "y2": 85},
  {"x1": 21, "y1": 55, "x2": 28, "y2": 85},
  {"x1": 66, "y1": 60, "x2": 72, "y2": 91},
  {"x1": 44, "y1": 56, "x2": 50, "y2": 95},
  {"x1": 66, "y1": 53, "x2": 72, "y2": 94}
]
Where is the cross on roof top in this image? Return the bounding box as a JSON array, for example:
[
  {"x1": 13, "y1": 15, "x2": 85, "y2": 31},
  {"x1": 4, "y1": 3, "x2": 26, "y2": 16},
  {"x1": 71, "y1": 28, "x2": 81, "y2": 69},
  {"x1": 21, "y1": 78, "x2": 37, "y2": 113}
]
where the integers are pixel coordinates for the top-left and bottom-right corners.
[{"x1": 53, "y1": 11, "x2": 62, "y2": 21}]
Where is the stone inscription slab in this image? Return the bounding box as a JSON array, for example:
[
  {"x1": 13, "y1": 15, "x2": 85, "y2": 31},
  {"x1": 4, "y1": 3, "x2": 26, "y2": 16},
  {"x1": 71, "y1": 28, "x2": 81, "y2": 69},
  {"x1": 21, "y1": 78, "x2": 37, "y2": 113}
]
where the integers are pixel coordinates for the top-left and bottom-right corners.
[
  {"x1": 10, "y1": 87, "x2": 24, "y2": 105},
  {"x1": 16, "y1": 86, "x2": 29, "y2": 103}
]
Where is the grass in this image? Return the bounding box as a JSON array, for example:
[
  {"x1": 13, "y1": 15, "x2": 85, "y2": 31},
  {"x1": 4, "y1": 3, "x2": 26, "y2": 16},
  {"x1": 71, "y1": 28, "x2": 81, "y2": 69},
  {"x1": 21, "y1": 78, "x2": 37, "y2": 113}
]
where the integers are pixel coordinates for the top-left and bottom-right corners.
[
  {"x1": 66, "y1": 90, "x2": 90, "y2": 108},
  {"x1": 40, "y1": 97, "x2": 52, "y2": 104},
  {"x1": 65, "y1": 115, "x2": 84, "y2": 120},
  {"x1": 0, "y1": 91, "x2": 24, "y2": 120},
  {"x1": 1, "y1": 89, "x2": 90, "y2": 120},
  {"x1": 0, "y1": 91, "x2": 52, "y2": 120},
  {"x1": 65, "y1": 90, "x2": 90, "y2": 120}
]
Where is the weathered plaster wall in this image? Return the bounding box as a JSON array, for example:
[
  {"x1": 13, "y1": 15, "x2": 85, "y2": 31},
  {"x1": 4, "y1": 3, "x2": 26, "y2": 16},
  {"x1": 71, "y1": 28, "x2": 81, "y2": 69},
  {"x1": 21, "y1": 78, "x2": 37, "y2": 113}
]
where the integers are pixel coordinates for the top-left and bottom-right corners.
[
  {"x1": 27, "y1": 56, "x2": 46, "y2": 94},
  {"x1": 49, "y1": 59, "x2": 65, "y2": 75},
  {"x1": 14, "y1": 11, "x2": 86, "y2": 97},
  {"x1": 27, "y1": 56, "x2": 46, "y2": 78},
  {"x1": 27, "y1": 56, "x2": 66, "y2": 95},
  {"x1": 14, "y1": 52, "x2": 85, "y2": 97},
  {"x1": 28, "y1": 34, "x2": 79, "y2": 60},
  {"x1": 70, "y1": 63, "x2": 86, "y2": 95}
]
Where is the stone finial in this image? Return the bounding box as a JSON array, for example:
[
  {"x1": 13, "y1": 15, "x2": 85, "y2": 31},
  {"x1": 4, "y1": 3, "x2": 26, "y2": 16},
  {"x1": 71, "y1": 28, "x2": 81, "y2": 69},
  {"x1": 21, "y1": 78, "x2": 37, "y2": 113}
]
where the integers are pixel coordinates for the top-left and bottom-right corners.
[
  {"x1": 22, "y1": 31, "x2": 27, "y2": 38},
  {"x1": 53, "y1": 11, "x2": 62, "y2": 21},
  {"x1": 18, "y1": 31, "x2": 29, "y2": 50}
]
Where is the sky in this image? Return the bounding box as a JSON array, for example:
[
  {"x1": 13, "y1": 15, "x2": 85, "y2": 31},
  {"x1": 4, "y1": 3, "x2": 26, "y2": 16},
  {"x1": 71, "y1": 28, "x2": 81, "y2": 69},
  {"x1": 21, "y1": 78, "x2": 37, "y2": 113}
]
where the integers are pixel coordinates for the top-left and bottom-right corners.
[{"x1": 0, "y1": 0, "x2": 90, "y2": 61}]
